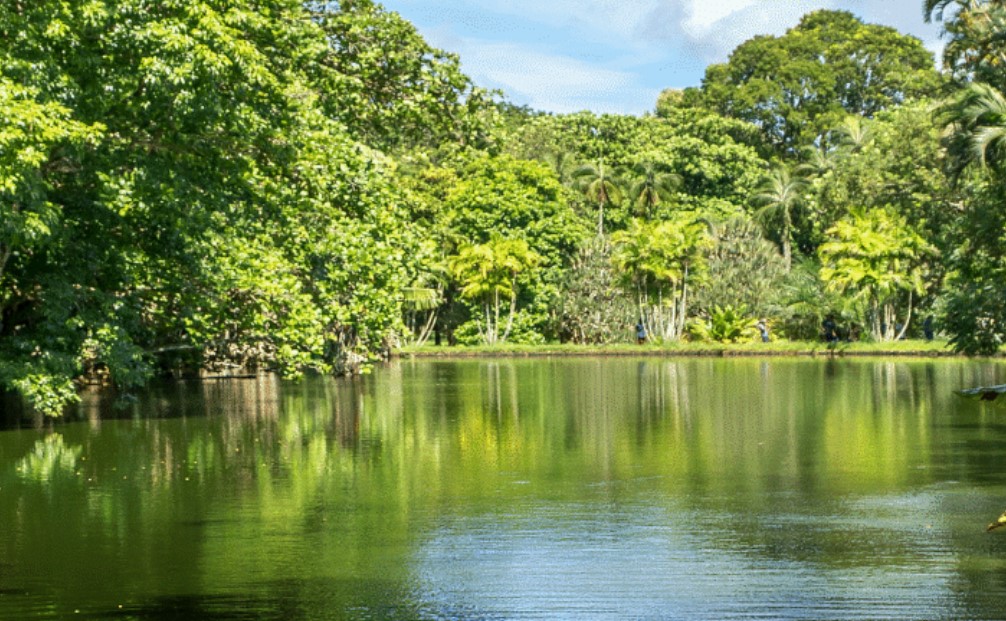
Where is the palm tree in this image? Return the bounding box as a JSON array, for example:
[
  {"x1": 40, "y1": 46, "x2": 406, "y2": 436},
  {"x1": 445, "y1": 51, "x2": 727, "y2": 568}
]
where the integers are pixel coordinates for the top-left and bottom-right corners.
[
  {"x1": 936, "y1": 81, "x2": 1006, "y2": 179},
  {"x1": 753, "y1": 167, "x2": 805, "y2": 271},
  {"x1": 448, "y1": 236, "x2": 540, "y2": 345},
  {"x1": 835, "y1": 116, "x2": 873, "y2": 154},
  {"x1": 923, "y1": 0, "x2": 973, "y2": 24},
  {"x1": 627, "y1": 161, "x2": 681, "y2": 220},
  {"x1": 542, "y1": 150, "x2": 578, "y2": 186},
  {"x1": 572, "y1": 160, "x2": 623, "y2": 236},
  {"x1": 611, "y1": 217, "x2": 710, "y2": 340},
  {"x1": 925, "y1": 0, "x2": 1006, "y2": 85},
  {"x1": 818, "y1": 207, "x2": 935, "y2": 341},
  {"x1": 797, "y1": 143, "x2": 839, "y2": 177},
  {"x1": 401, "y1": 285, "x2": 442, "y2": 347}
]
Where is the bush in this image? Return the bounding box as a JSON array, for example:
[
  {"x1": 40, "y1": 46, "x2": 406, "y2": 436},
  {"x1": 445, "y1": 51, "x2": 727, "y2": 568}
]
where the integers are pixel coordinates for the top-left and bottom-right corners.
[{"x1": 687, "y1": 305, "x2": 759, "y2": 343}]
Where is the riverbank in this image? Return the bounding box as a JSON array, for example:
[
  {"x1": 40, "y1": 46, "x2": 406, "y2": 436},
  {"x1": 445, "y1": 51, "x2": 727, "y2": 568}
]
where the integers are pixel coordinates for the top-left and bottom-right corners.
[{"x1": 396, "y1": 339, "x2": 962, "y2": 359}]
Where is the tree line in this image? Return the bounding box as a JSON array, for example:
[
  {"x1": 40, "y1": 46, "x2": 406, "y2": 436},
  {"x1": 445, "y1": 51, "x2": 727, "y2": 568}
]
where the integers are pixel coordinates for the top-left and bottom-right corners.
[{"x1": 1, "y1": 0, "x2": 1004, "y2": 416}]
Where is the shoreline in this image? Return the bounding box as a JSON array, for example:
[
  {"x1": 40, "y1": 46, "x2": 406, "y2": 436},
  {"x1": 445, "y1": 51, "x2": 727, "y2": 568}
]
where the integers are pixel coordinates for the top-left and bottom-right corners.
[{"x1": 393, "y1": 340, "x2": 971, "y2": 360}]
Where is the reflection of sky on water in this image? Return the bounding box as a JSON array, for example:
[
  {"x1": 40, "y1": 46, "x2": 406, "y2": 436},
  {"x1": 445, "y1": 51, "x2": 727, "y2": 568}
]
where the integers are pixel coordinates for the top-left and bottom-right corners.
[{"x1": 414, "y1": 498, "x2": 961, "y2": 620}]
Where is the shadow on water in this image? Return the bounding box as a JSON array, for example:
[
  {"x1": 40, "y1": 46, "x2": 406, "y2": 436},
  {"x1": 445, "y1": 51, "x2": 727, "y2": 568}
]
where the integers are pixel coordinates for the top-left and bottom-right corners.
[
  {"x1": 73, "y1": 579, "x2": 424, "y2": 621},
  {"x1": 0, "y1": 374, "x2": 296, "y2": 431}
]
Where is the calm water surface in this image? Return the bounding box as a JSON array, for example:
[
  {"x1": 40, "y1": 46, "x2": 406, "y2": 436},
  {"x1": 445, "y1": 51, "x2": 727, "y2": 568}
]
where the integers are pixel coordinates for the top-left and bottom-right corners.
[{"x1": 3, "y1": 358, "x2": 1006, "y2": 620}]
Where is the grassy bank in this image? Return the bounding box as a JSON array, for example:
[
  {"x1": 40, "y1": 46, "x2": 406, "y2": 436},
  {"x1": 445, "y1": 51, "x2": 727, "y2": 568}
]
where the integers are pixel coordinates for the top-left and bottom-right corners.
[{"x1": 396, "y1": 339, "x2": 960, "y2": 358}]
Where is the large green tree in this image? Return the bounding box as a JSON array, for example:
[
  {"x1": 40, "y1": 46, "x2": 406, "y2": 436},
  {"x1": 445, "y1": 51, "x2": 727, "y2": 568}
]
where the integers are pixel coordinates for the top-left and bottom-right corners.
[
  {"x1": 925, "y1": 0, "x2": 1006, "y2": 353},
  {"x1": 925, "y1": 0, "x2": 1006, "y2": 89},
  {"x1": 818, "y1": 208, "x2": 935, "y2": 341},
  {"x1": 692, "y1": 217, "x2": 788, "y2": 319},
  {"x1": 449, "y1": 236, "x2": 540, "y2": 346},
  {"x1": 0, "y1": 0, "x2": 476, "y2": 415},
  {"x1": 405, "y1": 152, "x2": 588, "y2": 344},
  {"x1": 611, "y1": 216, "x2": 711, "y2": 341},
  {"x1": 306, "y1": 0, "x2": 494, "y2": 152},
  {"x1": 690, "y1": 10, "x2": 941, "y2": 152}
]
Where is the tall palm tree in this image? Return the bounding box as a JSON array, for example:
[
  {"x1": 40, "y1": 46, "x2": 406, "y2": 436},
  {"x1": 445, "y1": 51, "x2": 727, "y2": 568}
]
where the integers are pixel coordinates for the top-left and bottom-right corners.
[
  {"x1": 572, "y1": 160, "x2": 623, "y2": 236},
  {"x1": 936, "y1": 81, "x2": 1006, "y2": 179},
  {"x1": 628, "y1": 161, "x2": 681, "y2": 220},
  {"x1": 754, "y1": 167, "x2": 805, "y2": 271}
]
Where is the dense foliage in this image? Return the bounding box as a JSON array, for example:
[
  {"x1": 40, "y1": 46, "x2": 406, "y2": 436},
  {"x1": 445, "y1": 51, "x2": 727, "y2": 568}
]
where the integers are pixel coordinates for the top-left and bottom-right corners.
[
  {"x1": 678, "y1": 10, "x2": 942, "y2": 153},
  {"x1": 4, "y1": 0, "x2": 1006, "y2": 415}
]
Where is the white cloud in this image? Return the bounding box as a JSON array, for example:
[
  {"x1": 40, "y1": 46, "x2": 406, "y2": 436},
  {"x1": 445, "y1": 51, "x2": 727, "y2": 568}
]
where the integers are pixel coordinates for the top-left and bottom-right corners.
[
  {"x1": 681, "y1": 0, "x2": 760, "y2": 35},
  {"x1": 641, "y1": 0, "x2": 945, "y2": 65},
  {"x1": 455, "y1": 41, "x2": 661, "y2": 114},
  {"x1": 474, "y1": 0, "x2": 661, "y2": 44},
  {"x1": 383, "y1": 0, "x2": 948, "y2": 114}
]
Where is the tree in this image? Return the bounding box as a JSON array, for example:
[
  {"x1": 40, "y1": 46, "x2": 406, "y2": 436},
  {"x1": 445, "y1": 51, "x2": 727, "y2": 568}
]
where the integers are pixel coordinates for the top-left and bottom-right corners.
[
  {"x1": 557, "y1": 238, "x2": 635, "y2": 344},
  {"x1": 627, "y1": 161, "x2": 681, "y2": 219},
  {"x1": 306, "y1": 0, "x2": 493, "y2": 151},
  {"x1": 754, "y1": 167, "x2": 806, "y2": 271},
  {"x1": 572, "y1": 161, "x2": 623, "y2": 236},
  {"x1": 925, "y1": 0, "x2": 1006, "y2": 89},
  {"x1": 835, "y1": 116, "x2": 874, "y2": 154},
  {"x1": 924, "y1": 0, "x2": 1006, "y2": 354},
  {"x1": 690, "y1": 10, "x2": 941, "y2": 153},
  {"x1": 692, "y1": 216, "x2": 788, "y2": 319},
  {"x1": 0, "y1": 78, "x2": 99, "y2": 301},
  {"x1": 407, "y1": 152, "x2": 588, "y2": 344},
  {"x1": 935, "y1": 81, "x2": 1006, "y2": 179},
  {"x1": 0, "y1": 0, "x2": 478, "y2": 414},
  {"x1": 611, "y1": 217, "x2": 711, "y2": 341},
  {"x1": 796, "y1": 105, "x2": 952, "y2": 264},
  {"x1": 818, "y1": 207, "x2": 936, "y2": 340},
  {"x1": 448, "y1": 236, "x2": 540, "y2": 346}
]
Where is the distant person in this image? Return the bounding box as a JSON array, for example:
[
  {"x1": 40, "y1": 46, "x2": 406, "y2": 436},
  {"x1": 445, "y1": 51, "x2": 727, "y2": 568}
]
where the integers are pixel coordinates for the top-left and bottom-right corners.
[
  {"x1": 822, "y1": 316, "x2": 838, "y2": 343},
  {"x1": 756, "y1": 319, "x2": 769, "y2": 343},
  {"x1": 636, "y1": 320, "x2": 647, "y2": 344},
  {"x1": 923, "y1": 315, "x2": 934, "y2": 341}
]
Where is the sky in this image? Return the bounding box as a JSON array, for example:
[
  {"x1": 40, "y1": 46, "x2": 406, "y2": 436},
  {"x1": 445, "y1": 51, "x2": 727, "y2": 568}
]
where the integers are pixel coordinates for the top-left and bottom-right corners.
[{"x1": 378, "y1": 0, "x2": 947, "y2": 115}]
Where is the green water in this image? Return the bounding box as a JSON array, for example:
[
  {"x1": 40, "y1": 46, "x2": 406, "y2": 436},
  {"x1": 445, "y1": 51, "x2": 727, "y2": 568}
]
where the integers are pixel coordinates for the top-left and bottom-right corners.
[{"x1": 3, "y1": 357, "x2": 1006, "y2": 620}]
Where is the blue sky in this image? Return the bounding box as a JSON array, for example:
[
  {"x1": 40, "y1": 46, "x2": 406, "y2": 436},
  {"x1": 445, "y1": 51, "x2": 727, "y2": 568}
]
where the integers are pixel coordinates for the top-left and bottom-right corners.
[{"x1": 379, "y1": 0, "x2": 946, "y2": 115}]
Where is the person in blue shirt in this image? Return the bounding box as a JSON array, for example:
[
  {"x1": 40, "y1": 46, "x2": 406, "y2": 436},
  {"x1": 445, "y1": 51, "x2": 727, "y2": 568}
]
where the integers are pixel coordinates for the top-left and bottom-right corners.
[{"x1": 635, "y1": 320, "x2": 647, "y2": 344}]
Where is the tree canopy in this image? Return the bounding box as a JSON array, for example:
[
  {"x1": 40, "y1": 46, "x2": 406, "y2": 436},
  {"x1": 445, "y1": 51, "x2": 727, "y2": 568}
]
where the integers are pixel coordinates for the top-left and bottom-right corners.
[{"x1": 686, "y1": 10, "x2": 942, "y2": 153}]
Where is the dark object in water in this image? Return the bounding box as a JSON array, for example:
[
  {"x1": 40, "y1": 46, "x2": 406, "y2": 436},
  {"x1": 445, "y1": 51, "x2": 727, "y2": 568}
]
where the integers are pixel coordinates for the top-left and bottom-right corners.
[{"x1": 955, "y1": 383, "x2": 1006, "y2": 402}]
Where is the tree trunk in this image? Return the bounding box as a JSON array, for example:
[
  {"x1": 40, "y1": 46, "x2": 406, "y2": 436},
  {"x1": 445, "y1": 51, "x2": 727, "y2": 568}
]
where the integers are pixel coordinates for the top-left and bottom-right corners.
[
  {"x1": 501, "y1": 292, "x2": 517, "y2": 343},
  {"x1": 481, "y1": 301, "x2": 492, "y2": 345},
  {"x1": 870, "y1": 298, "x2": 881, "y2": 341},
  {"x1": 0, "y1": 244, "x2": 10, "y2": 284},
  {"x1": 895, "y1": 291, "x2": 914, "y2": 341},
  {"x1": 493, "y1": 290, "x2": 500, "y2": 345},
  {"x1": 678, "y1": 264, "x2": 690, "y2": 338},
  {"x1": 415, "y1": 309, "x2": 438, "y2": 347},
  {"x1": 782, "y1": 211, "x2": 792, "y2": 271},
  {"x1": 597, "y1": 199, "x2": 605, "y2": 237}
]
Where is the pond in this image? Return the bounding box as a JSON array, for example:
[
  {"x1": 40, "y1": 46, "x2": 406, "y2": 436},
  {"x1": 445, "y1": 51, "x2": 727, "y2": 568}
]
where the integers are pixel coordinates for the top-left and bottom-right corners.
[{"x1": 2, "y1": 357, "x2": 1006, "y2": 620}]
